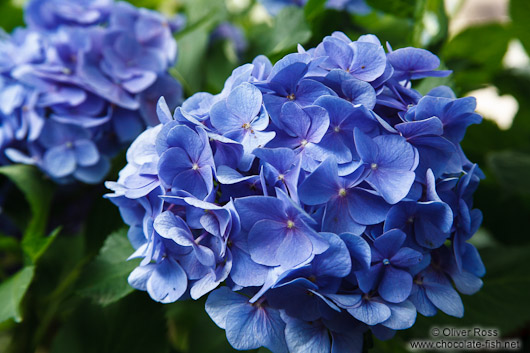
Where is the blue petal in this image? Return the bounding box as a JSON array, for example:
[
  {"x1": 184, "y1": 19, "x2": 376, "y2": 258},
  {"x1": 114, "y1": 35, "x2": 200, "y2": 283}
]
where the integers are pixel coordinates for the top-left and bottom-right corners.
[
  {"x1": 74, "y1": 140, "x2": 99, "y2": 167},
  {"x1": 347, "y1": 188, "x2": 390, "y2": 225},
  {"x1": 191, "y1": 251, "x2": 232, "y2": 299},
  {"x1": 230, "y1": 246, "x2": 269, "y2": 287},
  {"x1": 299, "y1": 157, "x2": 340, "y2": 205},
  {"x1": 350, "y1": 41, "x2": 386, "y2": 81},
  {"x1": 284, "y1": 317, "x2": 331, "y2": 353},
  {"x1": 280, "y1": 101, "x2": 311, "y2": 138},
  {"x1": 263, "y1": 93, "x2": 288, "y2": 127},
  {"x1": 331, "y1": 329, "x2": 364, "y2": 353},
  {"x1": 425, "y1": 282, "x2": 464, "y2": 318},
  {"x1": 146, "y1": 258, "x2": 187, "y2": 303},
  {"x1": 340, "y1": 233, "x2": 371, "y2": 271},
  {"x1": 341, "y1": 79, "x2": 376, "y2": 109},
  {"x1": 409, "y1": 285, "x2": 437, "y2": 317},
  {"x1": 378, "y1": 266, "x2": 413, "y2": 303},
  {"x1": 414, "y1": 202, "x2": 453, "y2": 248},
  {"x1": 380, "y1": 300, "x2": 417, "y2": 330},
  {"x1": 347, "y1": 299, "x2": 391, "y2": 325},
  {"x1": 248, "y1": 219, "x2": 313, "y2": 268},
  {"x1": 128, "y1": 264, "x2": 154, "y2": 291},
  {"x1": 73, "y1": 157, "x2": 110, "y2": 184},
  {"x1": 268, "y1": 278, "x2": 322, "y2": 321},
  {"x1": 294, "y1": 79, "x2": 335, "y2": 107},
  {"x1": 355, "y1": 263, "x2": 384, "y2": 293},
  {"x1": 153, "y1": 211, "x2": 193, "y2": 245},
  {"x1": 205, "y1": 287, "x2": 251, "y2": 329},
  {"x1": 313, "y1": 232, "x2": 352, "y2": 278},
  {"x1": 367, "y1": 167, "x2": 416, "y2": 205},
  {"x1": 391, "y1": 247, "x2": 423, "y2": 268},
  {"x1": 156, "y1": 96, "x2": 173, "y2": 123},
  {"x1": 322, "y1": 196, "x2": 366, "y2": 235},
  {"x1": 43, "y1": 145, "x2": 76, "y2": 178},
  {"x1": 234, "y1": 196, "x2": 286, "y2": 230},
  {"x1": 395, "y1": 117, "x2": 443, "y2": 138},
  {"x1": 323, "y1": 37, "x2": 353, "y2": 71},
  {"x1": 254, "y1": 147, "x2": 296, "y2": 174},
  {"x1": 226, "y1": 302, "x2": 288, "y2": 352},
  {"x1": 373, "y1": 229, "x2": 406, "y2": 259}
]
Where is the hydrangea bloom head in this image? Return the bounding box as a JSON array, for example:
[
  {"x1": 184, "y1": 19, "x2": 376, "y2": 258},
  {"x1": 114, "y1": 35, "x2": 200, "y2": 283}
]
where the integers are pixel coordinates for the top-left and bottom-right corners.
[
  {"x1": 0, "y1": 0, "x2": 183, "y2": 183},
  {"x1": 107, "y1": 31, "x2": 484, "y2": 353}
]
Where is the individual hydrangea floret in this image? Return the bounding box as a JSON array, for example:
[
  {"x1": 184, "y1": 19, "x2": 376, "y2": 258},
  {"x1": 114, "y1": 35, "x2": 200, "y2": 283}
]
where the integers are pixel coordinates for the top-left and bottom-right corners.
[
  {"x1": 0, "y1": 0, "x2": 183, "y2": 183},
  {"x1": 106, "y1": 31, "x2": 484, "y2": 353}
]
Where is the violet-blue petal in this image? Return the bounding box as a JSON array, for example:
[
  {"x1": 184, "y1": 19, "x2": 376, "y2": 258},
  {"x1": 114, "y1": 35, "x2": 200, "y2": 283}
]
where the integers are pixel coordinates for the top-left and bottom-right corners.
[
  {"x1": 373, "y1": 229, "x2": 406, "y2": 259},
  {"x1": 380, "y1": 300, "x2": 417, "y2": 330},
  {"x1": 346, "y1": 299, "x2": 391, "y2": 325},
  {"x1": 284, "y1": 317, "x2": 331, "y2": 353},
  {"x1": 146, "y1": 257, "x2": 187, "y2": 303},
  {"x1": 378, "y1": 266, "x2": 413, "y2": 303},
  {"x1": 340, "y1": 233, "x2": 371, "y2": 271}
]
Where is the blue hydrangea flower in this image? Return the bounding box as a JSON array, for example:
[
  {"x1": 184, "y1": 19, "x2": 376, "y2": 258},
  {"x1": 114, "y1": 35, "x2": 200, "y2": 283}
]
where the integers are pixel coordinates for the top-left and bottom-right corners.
[
  {"x1": 107, "y1": 31, "x2": 484, "y2": 353},
  {"x1": 0, "y1": 0, "x2": 183, "y2": 183}
]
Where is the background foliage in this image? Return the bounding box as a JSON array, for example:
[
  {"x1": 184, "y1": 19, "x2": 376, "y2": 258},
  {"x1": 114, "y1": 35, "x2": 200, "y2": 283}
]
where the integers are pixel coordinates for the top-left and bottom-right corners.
[{"x1": 0, "y1": 0, "x2": 529, "y2": 352}]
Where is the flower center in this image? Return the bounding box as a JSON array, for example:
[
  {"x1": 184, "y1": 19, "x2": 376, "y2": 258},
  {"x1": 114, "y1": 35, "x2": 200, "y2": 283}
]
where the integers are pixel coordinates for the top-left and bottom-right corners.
[
  {"x1": 370, "y1": 163, "x2": 378, "y2": 170},
  {"x1": 278, "y1": 174, "x2": 285, "y2": 181},
  {"x1": 286, "y1": 220, "x2": 295, "y2": 229},
  {"x1": 287, "y1": 93, "x2": 295, "y2": 101},
  {"x1": 334, "y1": 126, "x2": 340, "y2": 133},
  {"x1": 382, "y1": 258, "x2": 390, "y2": 265},
  {"x1": 300, "y1": 139, "x2": 308, "y2": 147},
  {"x1": 407, "y1": 216, "x2": 415, "y2": 223},
  {"x1": 65, "y1": 141, "x2": 74, "y2": 149},
  {"x1": 192, "y1": 163, "x2": 199, "y2": 170},
  {"x1": 242, "y1": 122, "x2": 251, "y2": 130},
  {"x1": 338, "y1": 188, "x2": 347, "y2": 197}
]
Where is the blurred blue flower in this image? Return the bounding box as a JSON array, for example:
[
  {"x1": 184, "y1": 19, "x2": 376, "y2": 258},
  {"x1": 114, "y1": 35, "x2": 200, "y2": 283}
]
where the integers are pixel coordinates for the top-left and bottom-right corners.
[
  {"x1": 0, "y1": 0, "x2": 183, "y2": 183},
  {"x1": 259, "y1": 0, "x2": 370, "y2": 16}
]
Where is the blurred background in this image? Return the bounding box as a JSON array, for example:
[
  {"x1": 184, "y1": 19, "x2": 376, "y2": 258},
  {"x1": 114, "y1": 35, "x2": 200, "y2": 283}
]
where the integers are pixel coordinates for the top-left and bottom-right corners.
[{"x1": 0, "y1": 0, "x2": 529, "y2": 352}]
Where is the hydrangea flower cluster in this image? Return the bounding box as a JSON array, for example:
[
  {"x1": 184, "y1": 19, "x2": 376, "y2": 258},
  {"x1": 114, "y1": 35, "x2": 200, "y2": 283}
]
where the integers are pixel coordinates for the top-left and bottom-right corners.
[
  {"x1": 259, "y1": 0, "x2": 370, "y2": 16},
  {"x1": 107, "y1": 31, "x2": 484, "y2": 352},
  {"x1": 0, "y1": 0, "x2": 183, "y2": 183}
]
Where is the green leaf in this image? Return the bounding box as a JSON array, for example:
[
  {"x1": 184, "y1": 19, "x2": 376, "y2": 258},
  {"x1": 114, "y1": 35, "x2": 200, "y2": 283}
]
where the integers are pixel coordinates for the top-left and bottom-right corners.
[
  {"x1": 76, "y1": 228, "x2": 140, "y2": 306},
  {"x1": 174, "y1": 27, "x2": 210, "y2": 94},
  {"x1": 205, "y1": 41, "x2": 240, "y2": 93},
  {"x1": 50, "y1": 293, "x2": 169, "y2": 353},
  {"x1": 510, "y1": 0, "x2": 530, "y2": 55},
  {"x1": 0, "y1": 266, "x2": 35, "y2": 324},
  {"x1": 269, "y1": 7, "x2": 312, "y2": 55},
  {"x1": 0, "y1": 165, "x2": 54, "y2": 263},
  {"x1": 304, "y1": 0, "x2": 327, "y2": 20},
  {"x1": 487, "y1": 150, "x2": 530, "y2": 194},
  {"x1": 20, "y1": 227, "x2": 61, "y2": 266},
  {"x1": 166, "y1": 299, "x2": 239, "y2": 353},
  {"x1": 411, "y1": 0, "x2": 448, "y2": 48},
  {"x1": 442, "y1": 23, "x2": 511, "y2": 92},
  {"x1": 172, "y1": 0, "x2": 228, "y2": 94},
  {"x1": 366, "y1": 0, "x2": 416, "y2": 18},
  {"x1": 249, "y1": 7, "x2": 311, "y2": 58},
  {"x1": 0, "y1": 234, "x2": 19, "y2": 253},
  {"x1": 0, "y1": 0, "x2": 24, "y2": 33}
]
